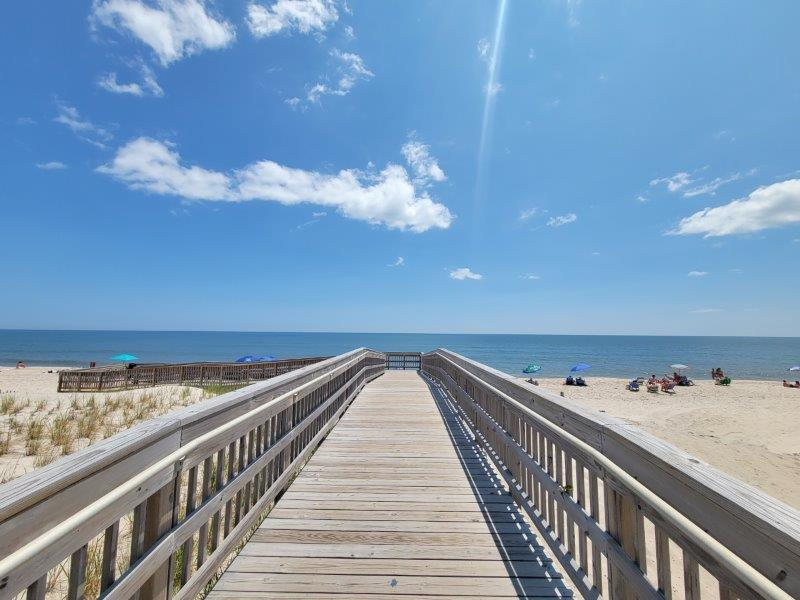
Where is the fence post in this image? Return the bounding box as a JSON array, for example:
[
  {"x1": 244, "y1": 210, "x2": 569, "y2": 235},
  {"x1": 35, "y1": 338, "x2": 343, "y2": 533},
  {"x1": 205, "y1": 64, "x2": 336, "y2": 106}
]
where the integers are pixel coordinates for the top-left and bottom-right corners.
[{"x1": 140, "y1": 476, "x2": 179, "y2": 599}]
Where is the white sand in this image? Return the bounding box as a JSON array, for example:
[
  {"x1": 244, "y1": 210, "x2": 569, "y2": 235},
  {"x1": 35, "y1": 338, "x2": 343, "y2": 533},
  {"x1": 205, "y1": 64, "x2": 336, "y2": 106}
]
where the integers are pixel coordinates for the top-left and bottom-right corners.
[
  {"x1": 524, "y1": 376, "x2": 800, "y2": 508},
  {"x1": 0, "y1": 366, "x2": 208, "y2": 483}
]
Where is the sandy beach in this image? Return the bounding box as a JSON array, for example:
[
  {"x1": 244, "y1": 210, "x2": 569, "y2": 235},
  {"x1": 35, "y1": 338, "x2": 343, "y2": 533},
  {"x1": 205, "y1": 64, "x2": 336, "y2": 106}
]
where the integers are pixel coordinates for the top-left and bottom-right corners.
[
  {"x1": 523, "y1": 376, "x2": 800, "y2": 509},
  {"x1": 0, "y1": 366, "x2": 208, "y2": 483}
]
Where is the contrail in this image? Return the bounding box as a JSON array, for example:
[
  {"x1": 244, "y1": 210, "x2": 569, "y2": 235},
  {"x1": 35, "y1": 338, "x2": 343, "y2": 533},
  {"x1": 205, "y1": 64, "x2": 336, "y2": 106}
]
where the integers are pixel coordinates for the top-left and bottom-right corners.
[{"x1": 475, "y1": 0, "x2": 509, "y2": 215}]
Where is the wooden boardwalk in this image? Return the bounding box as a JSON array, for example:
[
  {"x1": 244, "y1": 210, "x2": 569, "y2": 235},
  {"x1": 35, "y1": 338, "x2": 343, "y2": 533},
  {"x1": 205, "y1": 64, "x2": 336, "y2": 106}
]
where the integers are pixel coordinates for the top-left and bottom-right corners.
[{"x1": 209, "y1": 370, "x2": 571, "y2": 599}]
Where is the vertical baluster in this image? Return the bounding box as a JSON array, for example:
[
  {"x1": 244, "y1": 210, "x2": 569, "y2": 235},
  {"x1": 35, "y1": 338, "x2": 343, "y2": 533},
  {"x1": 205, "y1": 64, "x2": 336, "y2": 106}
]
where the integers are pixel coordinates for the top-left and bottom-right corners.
[
  {"x1": 589, "y1": 474, "x2": 603, "y2": 594},
  {"x1": 100, "y1": 520, "x2": 120, "y2": 592},
  {"x1": 211, "y1": 448, "x2": 225, "y2": 551},
  {"x1": 224, "y1": 441, "x2": 236, "y2": 536},
  {"x1": 26, "y1": 575, "x2": 48, "y2": 600},
  {"x1": 576, "y1": 462, "x2": 588, "y2": 574},
  {"x1": 564, "y1": 453, "x2": 575, "y2": 558},
  {"x1": 635, "y1": 506, "x2": 647, "y2": 574},
  {"x1": 546, "y1": 440, "x2": 555, "y2": 530},
  {"x1": 67, "y1": 544, "x2": 88, "y2": 600},
  {"x1": 141, "y1": 481, "x2": 178, "y2": 599},
  {"x1": 655, "y1": 526, "x2": 672, "y2": 599},
  {"x1": 197, "y1": 456, "x2": 213, "y2": 568},
  {"x1": 555, "y1": 445, "x2": 565, "y2": 542},
  {"x1": 234, "y1": 435, "x2": 246, "y2": 525},
  {"x1": 243, "y1": 429, "x2": 255, "y2": 513},
  {"x1": 180, "y1": 465, "x2": 198, "y2": 587},
  {"x1": 719, "y1": 583, "x2": 735, "y2": 600},
  {"x1": 683, "y1": 551, "x2": 701, "y2": 600}
]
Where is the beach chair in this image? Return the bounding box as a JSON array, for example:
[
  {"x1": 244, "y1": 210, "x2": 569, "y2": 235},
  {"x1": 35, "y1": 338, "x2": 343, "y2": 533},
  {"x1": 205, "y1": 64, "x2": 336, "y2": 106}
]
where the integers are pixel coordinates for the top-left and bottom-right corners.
[
  {"x1": 626, "y1": 379, "x2": 640, "y2": 392},
  {"x1": 660, "y1": 380, "x2": 676, "y2": 393},
  {"x1": 646, "y1": 382, "x2": 659, "y2": 393},
  {"x1": 575, "y1": 377, "x2": 587, "y2": 386}
]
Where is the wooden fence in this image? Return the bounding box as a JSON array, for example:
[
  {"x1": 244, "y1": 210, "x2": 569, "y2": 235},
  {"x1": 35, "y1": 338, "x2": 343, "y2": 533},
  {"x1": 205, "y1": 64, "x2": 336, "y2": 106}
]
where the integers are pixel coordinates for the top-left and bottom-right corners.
[
  {"x1": 422, "y1": 348, "x2": 800, "y2": 600},
  {"x1": 57, "y1": 357, "x2": 328, "y2": 393},
  {"x1": 0, "y1": 348, "x2": 385, "y2": 600}
]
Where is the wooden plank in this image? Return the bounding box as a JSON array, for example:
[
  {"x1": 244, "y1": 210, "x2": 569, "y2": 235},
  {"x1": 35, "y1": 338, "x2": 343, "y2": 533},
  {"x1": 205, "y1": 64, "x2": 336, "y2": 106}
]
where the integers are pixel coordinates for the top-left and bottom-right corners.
[
  {"x1": 259, "y1": 518, "x2": 534, "y2": 534},
  {"x1": 213, "y1": 573, "x2": 572, "y2": 597},
  {"x1": 226, "y1": 556, "x2": 559, "y2": 577}
]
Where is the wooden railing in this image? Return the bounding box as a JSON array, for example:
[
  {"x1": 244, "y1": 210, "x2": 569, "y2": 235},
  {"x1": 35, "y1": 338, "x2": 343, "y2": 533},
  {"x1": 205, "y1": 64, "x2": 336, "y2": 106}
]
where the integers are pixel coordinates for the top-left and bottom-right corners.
[
  {"x1": 422, "y1": 348, "x2": 799, "y2": 600},
  {"x1": 385, "y1": 351, "x2": 421, "y2": 370},
  {"x1": 57, "y1": 357, "x2": 328, "y2": 393},
  {"x1": 0, "y1": 348, "x2": 385, "y2": 600}
]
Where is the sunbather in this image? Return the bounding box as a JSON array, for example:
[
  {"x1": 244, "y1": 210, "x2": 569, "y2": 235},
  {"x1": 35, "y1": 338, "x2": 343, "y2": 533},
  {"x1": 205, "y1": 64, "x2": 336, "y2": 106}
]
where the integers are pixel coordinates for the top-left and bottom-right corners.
[
  {"x1": 575, "y1": 377, "x2": 587, "y2": 386},
  {"x1": 565, "y1": 375, "x2": 575, "y2": 385}
]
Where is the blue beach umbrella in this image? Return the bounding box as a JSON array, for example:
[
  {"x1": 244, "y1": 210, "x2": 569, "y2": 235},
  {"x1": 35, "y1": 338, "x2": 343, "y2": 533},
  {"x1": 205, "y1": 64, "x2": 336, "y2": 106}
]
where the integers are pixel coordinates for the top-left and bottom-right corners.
[
  {"x1": 522, "y1": 363, "x2": 541, "y2": 374},
  {"x1": 111, "y1": 354, "x2": 138, "y2": 362},
  {"x1": 235, "y1": 355, "x2": 255, "y2": 363},
  {"x1": 570, "y1": 363, "x2": 591, "y2": 373},
  {"x1": 255, "y1": 355, "x2": 276, "y2": 362}
]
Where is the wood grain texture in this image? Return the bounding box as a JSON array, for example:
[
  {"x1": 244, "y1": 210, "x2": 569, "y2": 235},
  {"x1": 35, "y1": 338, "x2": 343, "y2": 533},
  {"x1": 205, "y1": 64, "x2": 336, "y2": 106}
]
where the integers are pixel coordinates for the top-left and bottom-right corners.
[{"x1": 212, "y1": 371, "x2": 572, "y2": 599}]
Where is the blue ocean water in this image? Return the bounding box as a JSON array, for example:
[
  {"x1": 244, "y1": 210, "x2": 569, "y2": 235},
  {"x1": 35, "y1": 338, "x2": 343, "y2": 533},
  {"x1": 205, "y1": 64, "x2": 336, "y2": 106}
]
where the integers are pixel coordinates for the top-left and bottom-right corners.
[{"x1": 1, "y1": 330, "x2": 798, "y2": 380}]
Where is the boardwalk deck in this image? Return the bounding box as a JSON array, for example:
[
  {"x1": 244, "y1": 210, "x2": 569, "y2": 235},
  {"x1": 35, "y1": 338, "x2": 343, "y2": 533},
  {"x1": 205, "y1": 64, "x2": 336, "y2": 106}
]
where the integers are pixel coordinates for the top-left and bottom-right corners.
[{"x1": 209, "y1": 370, "x2": 571, "y2": 599}]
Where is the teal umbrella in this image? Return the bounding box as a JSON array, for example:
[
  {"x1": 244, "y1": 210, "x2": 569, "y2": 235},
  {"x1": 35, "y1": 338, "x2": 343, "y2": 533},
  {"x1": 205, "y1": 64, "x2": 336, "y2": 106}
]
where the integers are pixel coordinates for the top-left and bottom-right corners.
[
  {"x1": 111, "y1": 354, "x2": 138, "y2": 362},
  {"x1": 522, "y1": 363, "x2": 541, "y2": 374}
]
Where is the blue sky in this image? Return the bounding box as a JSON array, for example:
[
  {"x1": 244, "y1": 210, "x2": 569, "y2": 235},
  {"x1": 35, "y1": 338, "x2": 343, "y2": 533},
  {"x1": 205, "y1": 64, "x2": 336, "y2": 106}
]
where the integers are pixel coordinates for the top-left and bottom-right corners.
[{"x1": 1, "y1": 0, "x2": 799, "y2": 335}]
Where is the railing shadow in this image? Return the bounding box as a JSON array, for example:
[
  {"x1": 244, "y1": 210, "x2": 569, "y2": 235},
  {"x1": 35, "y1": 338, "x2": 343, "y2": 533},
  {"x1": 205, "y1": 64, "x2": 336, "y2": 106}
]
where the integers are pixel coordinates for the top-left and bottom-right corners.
[{"x1": 420, "y1": 371, "x2": 572, "y2": 599}]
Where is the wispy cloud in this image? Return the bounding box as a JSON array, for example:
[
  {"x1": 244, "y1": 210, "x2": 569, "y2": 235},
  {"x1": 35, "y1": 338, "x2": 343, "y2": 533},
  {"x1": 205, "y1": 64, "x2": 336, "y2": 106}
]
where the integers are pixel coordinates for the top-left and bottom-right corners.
[
  {"x1": 669, "y1": 179, "x2": 800, "y2": 237},
  {"x1": 401, "y1": 135, "x2": 446, "y2": 185},
  {"x1": 97, "y1": 65, "x2": 164, "y2": 98},
  {"x1": 303, "y1": 49, "x2": 373, "y2": 105},
  {"x1": 650, "y1": 171, "x2": 694, "y2": 192},
  {"x1": 91, "y1": 0, "x2": 235, "y2": 66},
  {"x1": 518, "y1": 207, "x2": 539, "y2": 221},
  {"x1": 36, "y1": 161, "x2": 68, "y2": 170},
  {"x1": 98, "y1": 137, "x2": 453, "y2": 232},
  {"x1": 16, "y1": 116, "x2": 36, "y2": 125},
  {"x1": 547, "y1": 213, "x2": 577, "y2": 227},
  {"x1": 477, "y1": 38, "x2": 490, "y2": 62},
  {"x1": 527, "y1": 48, "x2": 536, "y2": 60},
  {"x1": 519, "y1": 273, "x2": 540, "y2": 280},
  {"x1": 389, "y1": 256, "x2": 405, "y2": 267},
  {"x1": 689, "y1": 308, "x2": 722, "y2": 314},
  {"x1": 636, "y1": 195, "x2": 649, "y2": 203},
  {"x1": 450, "y1": 267, "x2": 482, "y2": 281},
  {"x1": 687, "y1": 270, "x2": 708, "y2": 277},
  {"x1": 54, "y1": 103, "x2": 113, "y2": 148},
  {"x1": 247, "y1": 0, "x2": 338, "y2": 38},
  {"x1": 683, "y1": 171, "x2": 752, "y2": 197}
]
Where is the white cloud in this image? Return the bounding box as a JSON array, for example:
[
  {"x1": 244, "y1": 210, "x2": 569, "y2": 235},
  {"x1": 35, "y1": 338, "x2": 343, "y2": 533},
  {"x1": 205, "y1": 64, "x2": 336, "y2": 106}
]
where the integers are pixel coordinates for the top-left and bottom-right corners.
[
  {"x1": 527, "y1": 48, "x2": 536, "y2": 60},
  {"x1": 690, "y1": 308, "x2": 722, "y2": 314},
  {"x1": 518, "y1": 207, "x2": 538, "y2": 221},
  {"x1": 389, "y1": 256, "x2": 404, "y2": 267},
  {"x1": 450, "y1": 267, "x2": 482, "y2": 281},
  {"x1": 36, "y1": 161, "x2": 68, "y2": 170},
  {"x1": 650, "y1": 171, "x2": 694, "y2": 192},
  {"x1": 312, "y1": 211, "x2": 327, "y2": 217},
  {"x1": 54, "y1": 103, "x2": 113, "y2": 148},
  {"x1": 477, "y1": 38, "x2": 490, "y2": 62},
  {"x1": 284, "y1": 97, "x2": 301, "y2": 109},
  {"x1": 401, "y1": 137, "x2": 446, "y2": 185},
  {"x1": 247, "y1": 0, "x2": 337, "y2": 37},
  {"x1": 547, "y1": 213, "x2": 577, "y2": 227},
  {"x1": 91, "y1": 0, "x2": 235, "y2": 66},
  {"x1": 97, "y1": 66, "x2": 164, "y2": 97},
  {"x1": 669, "y1": 179, "x2": 800, "y2": 237},
  {"x1": 687, "y1": 271, "x2": 708, "y2": 277},
  {"x1": 98, "y1": 137, "x2": 453, "y2": 232},
  {"x1": 519, "y1": 273, "x2": 540, "y2": 280},
  {"x1": 682, "y1": 172, "x2": 745, "y2": 197},
  {"x1": 343, "y1": 24, "x2": 355, "y2": 40},
  {"x1": 636, "y1": 195, "x2": 649, "y2": 203},
  {"x1": 304, "y1": 49, "x2": 373, "y2": 105}
]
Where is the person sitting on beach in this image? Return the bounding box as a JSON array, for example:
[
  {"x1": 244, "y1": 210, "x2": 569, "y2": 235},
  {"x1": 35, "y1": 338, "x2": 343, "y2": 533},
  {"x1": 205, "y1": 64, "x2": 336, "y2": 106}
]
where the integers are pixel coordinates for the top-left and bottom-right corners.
[
  {"x1": 16, "y1": 361, "x2": 26, "y2": 369},
  {"x1": 712, "y1": 367, "x2": 725, "y2": 381},
  {"x1": 565, "y1": 375, "x2": 575, "y2": 385},
  {"x1": 648, "y1": 374, "x2": 658, "y2": 385}
]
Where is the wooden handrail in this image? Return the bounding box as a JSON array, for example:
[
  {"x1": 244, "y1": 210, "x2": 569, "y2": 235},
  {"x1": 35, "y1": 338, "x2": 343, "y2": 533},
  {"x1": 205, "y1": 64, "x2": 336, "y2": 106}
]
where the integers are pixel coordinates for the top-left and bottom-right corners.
[
  {"x1": 0, "y1": 349, "x2": 386, "y2": 600},
  {"x1": 422, "y1": 349, "x2": 800, "y2": 600}
]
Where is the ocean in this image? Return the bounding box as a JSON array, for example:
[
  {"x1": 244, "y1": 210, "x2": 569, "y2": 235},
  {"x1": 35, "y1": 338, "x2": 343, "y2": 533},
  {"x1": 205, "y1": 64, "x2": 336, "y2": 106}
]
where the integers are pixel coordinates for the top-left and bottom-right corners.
[{"x1": 1, "y1": 330, "x2": 798, "y2": 380}]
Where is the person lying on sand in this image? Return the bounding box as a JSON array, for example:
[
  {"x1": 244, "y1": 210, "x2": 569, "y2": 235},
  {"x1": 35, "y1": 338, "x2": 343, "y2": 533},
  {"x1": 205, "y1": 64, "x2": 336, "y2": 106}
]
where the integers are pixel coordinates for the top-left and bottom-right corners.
[{"x1": 784, "y1": 380, "x2": 800, "y2": 388}]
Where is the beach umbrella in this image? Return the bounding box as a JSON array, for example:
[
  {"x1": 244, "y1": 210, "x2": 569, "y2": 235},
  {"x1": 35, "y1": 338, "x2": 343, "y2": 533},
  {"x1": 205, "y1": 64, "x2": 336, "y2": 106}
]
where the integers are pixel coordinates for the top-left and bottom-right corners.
[
  {"x1": 570, "y1": 363, "x2": 591, "y2": 373},
  {"x1": 522, "y1": 363, "x2": 541, "y2": 374},
  {"x1": 235, "y1": 355, "x2": 255, "y2": 363},
  {"x1": 670, "y1": 363, "x2": 690, "y2": 372},
  {"x1": 789, "y1": 366, "x2": 800, "y2": 372},
  {"x1": 255, "y1": 355, "x2": 276, "y2": 362},
  {"x1": 111, "y1": 354, "x2": 138, "y2": 362}
]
